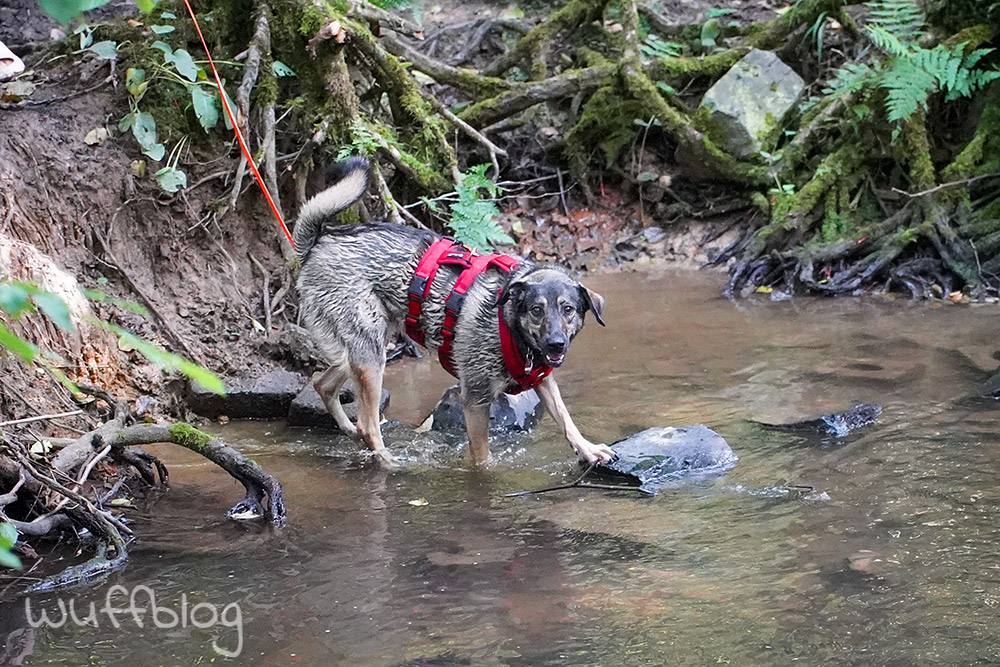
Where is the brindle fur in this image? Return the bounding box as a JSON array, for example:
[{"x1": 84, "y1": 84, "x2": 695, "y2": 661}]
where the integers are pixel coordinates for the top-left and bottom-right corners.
[{"x1": 294, "y1": 158, "x2": 614, "y2": 466}]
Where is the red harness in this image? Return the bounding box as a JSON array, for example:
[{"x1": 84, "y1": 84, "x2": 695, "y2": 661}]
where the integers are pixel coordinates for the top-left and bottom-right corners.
[{"x1": 405, "y1": 239, "x2": 552, "y2": 394}]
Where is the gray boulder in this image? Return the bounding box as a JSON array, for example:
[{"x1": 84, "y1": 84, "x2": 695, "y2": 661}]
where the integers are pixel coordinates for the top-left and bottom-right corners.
[
  {"x1": 287, "y1": 378, "x2": 390, "y2": 431},
  {"x1": 699, "y1": 49, "x2": 805, "y2": 159},
  {"x1": 427, "y1": 385, "x2": 544, "y2": 434},
  {"x1": 187, "y1": 369, "x2": 305, "y2": 419},
  {"x1": 595, "y1": 425, "x2": 738, "y2": 492}
]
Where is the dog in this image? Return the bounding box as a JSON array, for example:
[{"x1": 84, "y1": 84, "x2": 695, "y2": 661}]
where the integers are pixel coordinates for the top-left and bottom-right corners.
[{"x1": 294, "y1": 158, "x2": 615, "y2": 467}]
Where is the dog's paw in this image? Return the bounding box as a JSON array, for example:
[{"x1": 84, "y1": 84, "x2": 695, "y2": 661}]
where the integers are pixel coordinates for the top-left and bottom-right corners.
[
  {"x1": 576, "y1": 442, "x2": 617, "y2": 465},
  {"x1": 372, "y1": 447, "x2": 401, "y2": 468}
]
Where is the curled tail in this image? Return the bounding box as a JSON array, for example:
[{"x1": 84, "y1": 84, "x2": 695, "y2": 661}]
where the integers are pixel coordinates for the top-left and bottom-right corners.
[{"x1": 293, "y1": 157, "x2": 371, "y2": 259}]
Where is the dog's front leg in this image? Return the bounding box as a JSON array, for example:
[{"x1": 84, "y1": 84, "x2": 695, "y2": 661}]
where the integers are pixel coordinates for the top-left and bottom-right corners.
[
  {"x1": 536, "y1": 375, "x2": 615, "y2": 464},
  {"x1": 462, "y1": 401, "x2": 492, "y2": 466}
]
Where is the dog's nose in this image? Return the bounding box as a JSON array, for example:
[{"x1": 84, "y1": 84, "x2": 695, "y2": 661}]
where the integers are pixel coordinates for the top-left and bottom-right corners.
[{"x1": 545, "y1": 340, "x2": 567, "y2": 356}]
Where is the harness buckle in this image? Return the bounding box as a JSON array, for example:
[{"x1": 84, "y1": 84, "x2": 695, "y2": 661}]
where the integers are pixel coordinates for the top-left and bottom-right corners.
[
  {"x1": 408, "y1": 275, "x2": 429, "y2": 299},
  {"x1": 444, "y1": 290, "x2": 465, "y2": 314}
]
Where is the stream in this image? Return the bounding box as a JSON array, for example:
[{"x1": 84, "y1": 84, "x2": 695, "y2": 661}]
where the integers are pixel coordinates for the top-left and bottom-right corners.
[{"x1": 4, "y1": 267, "x2": 1000, "y2": 666}]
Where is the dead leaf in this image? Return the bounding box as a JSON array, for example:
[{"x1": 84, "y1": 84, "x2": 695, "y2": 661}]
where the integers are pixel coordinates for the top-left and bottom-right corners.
[
  {"x1": 408, "y1": 498, "x2": 429, "y2": 507},
  {"x1": 84, "y1": 127, "x2": 109, "y2": 145}
]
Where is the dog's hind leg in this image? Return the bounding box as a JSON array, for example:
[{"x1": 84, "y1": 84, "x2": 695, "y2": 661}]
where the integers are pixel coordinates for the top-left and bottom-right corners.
[
  {"x1": 351, "y1": 361, "x2": 398, "y2": 466},
  {"x1": 314, "y1": 362, "x2": 358, "y2": 435}
]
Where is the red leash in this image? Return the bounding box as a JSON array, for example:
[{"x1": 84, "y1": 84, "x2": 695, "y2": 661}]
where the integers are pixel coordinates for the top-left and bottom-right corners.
[{"x1": 181, "y1": 0, "x2": 296, "y2": 251}]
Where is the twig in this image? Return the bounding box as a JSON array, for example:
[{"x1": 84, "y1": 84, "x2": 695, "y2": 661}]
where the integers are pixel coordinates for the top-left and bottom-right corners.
[
  {"x1": 556, "y1": 168, "x2": 571, "y2": 218},
  {"x1": 0, "y1": 410, "x2": 84, "y2": 428},
  {"x1": 891, "y1": 172, "x2": 1000, "y2": 199},
  {"x1": 505, "y1": 463, "x2": 654, "y2": 497},
  {"x1": 249, "y1": 254, "x2": 273, "y2": 331},
  {"x1": 348, "y1": 1, "x2": 424, "y2": 38},
  {"x1": 427, "y1": 94, "x2": 507, "y2": 180}
]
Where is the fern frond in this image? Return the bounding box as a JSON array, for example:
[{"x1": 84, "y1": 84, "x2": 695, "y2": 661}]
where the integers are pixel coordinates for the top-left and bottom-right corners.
[
  {"x1": 865, "y1": 24, "x2": 911, "y2": 56},
  {"x1": 882, "y1": 58, "x2": 936, "y2": 123},
  {"x1": 822, "y1": 62, "x2": 878, "y2": 97},
  {"x1": 864, "y1": 0, "x2": 925, "y2": 41}
]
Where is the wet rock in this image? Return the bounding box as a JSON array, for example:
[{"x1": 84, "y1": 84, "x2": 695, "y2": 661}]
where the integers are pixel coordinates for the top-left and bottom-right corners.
[
  {"x1": 426, "y1": 385, "x2": 544, "y2": 434},
  {"x1": 756, "y1": 402, "x2": 882, "y2": 437},
  {"x1": 699, "y1": 49, "x2": 805, "y2": 159},
  {"x1": 595, "y1": 425, "x2": 738, "y2": 492},
  {"x1": 287, "y1": 378, "x2": 390, "y2": 430},
  {"x1": 263, "y1": 323, "x2": 326, "y2": 370},
  {"x1": 187, "y1": 369, "x2": 305, "y2": 419}
]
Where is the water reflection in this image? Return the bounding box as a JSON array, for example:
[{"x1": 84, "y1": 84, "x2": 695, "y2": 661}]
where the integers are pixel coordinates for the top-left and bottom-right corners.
[{"x1": 4, "y1": 268, "x2": 1000, "y2": 665}]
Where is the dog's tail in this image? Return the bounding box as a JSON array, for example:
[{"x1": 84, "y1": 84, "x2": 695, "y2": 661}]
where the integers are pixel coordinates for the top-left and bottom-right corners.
[{"x1": 293, "y1": 157, "x2": 371, "y2": 259}]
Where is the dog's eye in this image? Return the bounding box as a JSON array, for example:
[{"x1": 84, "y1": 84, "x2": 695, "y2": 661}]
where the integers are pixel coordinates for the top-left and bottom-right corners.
[
  {"x1": 530, "y1": 305, "x2": 544, "y2": 317},
  {"x1": 562, "y1": 304, "x2": 575, "y2": 315}
]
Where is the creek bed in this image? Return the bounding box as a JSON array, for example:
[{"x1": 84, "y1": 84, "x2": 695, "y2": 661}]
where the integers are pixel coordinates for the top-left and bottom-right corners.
[{"x1": 4, "y1": 268, "x2": 1000, "y2": 666}]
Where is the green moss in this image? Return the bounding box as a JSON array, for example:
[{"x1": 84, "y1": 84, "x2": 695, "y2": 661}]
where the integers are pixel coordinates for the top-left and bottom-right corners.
[{"x1": 169, "y1": 423, "x2": 213, "y2": 452}]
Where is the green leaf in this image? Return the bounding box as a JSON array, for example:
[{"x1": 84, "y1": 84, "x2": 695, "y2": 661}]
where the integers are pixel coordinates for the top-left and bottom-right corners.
[
  {"x1": 0, "y1": 321, "x2": 37, "y2": 363},
  {"x1": 118, "y1": 110, "x2": 136, "y2": 132},
  {"x1": 134, "y1": 0, "x2": 157, "y2": 11},
  {"x1": 0, "y1": 522, "x2": 17, "y2": 550},
  {"x1": 190, "y1": 85, "x2": 219, "y2": 132},
  {"x1": 160, "y1": 10, "x2": 176, "y2": 19},
  {"x1": 150, "y1": 24, "x2": 175, "y2": 35},
  {"x1": 87, "y1": 40, "x2": 118, "y2": 60},
  {"x1": 31, "y1": 292, "x2": 74, "y2": 332},
  {"x1": 112, "y1": 327, "x2": 225, "y2": 394},
  {"x1": 217, "y1": 83, "x2": 235, "y2": 130},
  {"x1": 637, "y1": 171, "x2": 659, "y2": 182},
  {"x1": 700, "y1": 19, "x2": 721, "y2": 49},
  {"x1": 144, "y1": 143, "x2": 166, "y2": 161},
  {"x1": 166, "y1": 48, "x2": 200, "y2": 82},
  {"x1": 39, "y1": 0, "x2": 112, "y2": 23},
  {"x1": 132, "y1": 111, "x2": 158, "y2": 150},
  {"x1": 150, "y1": 40, "x2": 172, "y2": 55},
  {"x1": 272, "y1": 61, "x2": 296, "y2": 77},
  {"x1": 706, "y1": 7, "x2": 736, "y2": 17},
  {"x1": 0, "y1": 283, "x2": 32, "y2": 318},
  {"x1": 154, "y1": 166, "x2": 187, "y2": 192}
]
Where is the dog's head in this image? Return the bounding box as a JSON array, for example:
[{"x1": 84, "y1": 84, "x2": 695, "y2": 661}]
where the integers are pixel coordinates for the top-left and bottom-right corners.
[{"x1": 497, "y1": 268, "x2": 605, "y2": 367}]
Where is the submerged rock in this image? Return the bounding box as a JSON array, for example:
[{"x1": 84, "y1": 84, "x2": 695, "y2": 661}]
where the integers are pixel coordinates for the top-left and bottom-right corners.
[
  {"x1": 288, "y1": 378, "x2": 390, "y2": 431},
  {"x1": 595, "y1": 425, "x2": 738, "y2": 492},
  {"x1": 425, "y1": 385, "x2": 544, "y2": 434},
  {"x1": 187, "y1": 369, "x2": 305, "y2": 419},
  {"x1": 756, "y1": 402, "x2": 882, "y2": 437},
  {"x1": 699, "y1": 48, "x2": 805, "y2": 159}
]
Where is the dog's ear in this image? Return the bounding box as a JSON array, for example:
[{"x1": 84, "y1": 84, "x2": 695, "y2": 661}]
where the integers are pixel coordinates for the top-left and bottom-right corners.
[
  {"x1": 497, "y1": 280, "x2": 526, "y2": 309},
  {"x1": 578, "y1": 284, "x2": 606, "y2": 326}
]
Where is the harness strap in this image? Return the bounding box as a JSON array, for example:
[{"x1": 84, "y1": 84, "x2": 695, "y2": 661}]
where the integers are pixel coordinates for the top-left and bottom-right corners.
[
  {"x1": 498, "y1": 312, "x2": 553, "y2": 393},
  {"x1": 405, "y1": 240, "x2": 552, "y2": 394},
  {"x1": 405, "y1": 239, "x2": 456, "y2": 346}
]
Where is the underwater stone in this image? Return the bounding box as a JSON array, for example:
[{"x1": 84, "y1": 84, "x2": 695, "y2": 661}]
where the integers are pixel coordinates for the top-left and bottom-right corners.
[
  {"x1": 699, "y1": 49, "x2": 805, "y2": 159},
  {"x1": 427, "y1": 385, "x2": 544, "y2": 434}
]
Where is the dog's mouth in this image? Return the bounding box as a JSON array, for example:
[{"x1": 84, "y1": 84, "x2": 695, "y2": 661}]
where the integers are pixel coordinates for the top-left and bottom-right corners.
[{"x1": 544, "y1": 351, "x2": 566, "y2": 366}]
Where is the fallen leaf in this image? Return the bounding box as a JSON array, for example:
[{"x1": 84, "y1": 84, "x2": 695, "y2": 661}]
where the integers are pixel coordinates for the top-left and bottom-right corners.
[
  {"x1": 408, "y1": 498, "x2": 429, "y2": 507},
  {"x1": 84, "y1": 127, "x2": 109, "y2": 145}
]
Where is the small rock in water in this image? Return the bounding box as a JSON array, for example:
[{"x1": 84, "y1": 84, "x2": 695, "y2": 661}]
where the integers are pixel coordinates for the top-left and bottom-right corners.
[
  {"x1": 595, "y1": 425, "x2": 738, "y2": 493},
  {"x1": 187, "y1": 369, "x2": 305, "y2": 419},
  {"x1": 287, "y1": 377, "x2": 389, "y2": 431},
  {"x1": 425, "y1": 385, "x2": 543, "y2": 434},
  {"x1": 756, "y1": 402, "x2": 882, "y2": 437}
]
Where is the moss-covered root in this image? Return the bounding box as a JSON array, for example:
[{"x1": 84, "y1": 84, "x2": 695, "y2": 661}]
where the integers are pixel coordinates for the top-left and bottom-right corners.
[
  {"x1": 123, "y1": 423, "x2": 287, "y2": 526},
  {"x1": 482, "y1": 0, "x2": 611, "y2": 79}
]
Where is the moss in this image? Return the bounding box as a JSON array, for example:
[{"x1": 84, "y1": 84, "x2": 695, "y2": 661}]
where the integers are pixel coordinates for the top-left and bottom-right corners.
[
  {"x1": 565, "y1": 85, "x2": 644, "y2": 177},
  {"x1": 169, "y1": 423, "x2": 213, "y2": 452},
  {"x1": 898, "y1": 111, "x2": 936, "y2": 191},
  {"x1": 646, "y1": 48, "x2": 747, "y2": 81},
  {"x1": 772, "y1": 142, "x2": 864, "y2": 224}
]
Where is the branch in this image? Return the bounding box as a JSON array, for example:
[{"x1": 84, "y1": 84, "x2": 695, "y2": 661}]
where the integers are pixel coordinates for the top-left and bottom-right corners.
[
  {"x1": 378, "y1": 33, "x2": 509, "y2": 98},
  {"x1": 427, "y1": 95, "x2": 507, "y2": 179},
  {"x1": 347, "y1": 0, "x2": 424, "y2": 38},
  {"x1": 460, "y1": 65, "x2": 616, "y2": 126}
]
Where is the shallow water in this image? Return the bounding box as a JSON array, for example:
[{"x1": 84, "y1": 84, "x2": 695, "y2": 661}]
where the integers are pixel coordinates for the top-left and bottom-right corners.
[{"x1": 5, "y1": 268, "x2": 1000, "y2": 666}]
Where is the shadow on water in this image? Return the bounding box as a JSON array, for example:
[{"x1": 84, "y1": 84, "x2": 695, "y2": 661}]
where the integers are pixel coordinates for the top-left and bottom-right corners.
[{"x1": 5, "y1": 268, "x2": 1000, "y2": 666}]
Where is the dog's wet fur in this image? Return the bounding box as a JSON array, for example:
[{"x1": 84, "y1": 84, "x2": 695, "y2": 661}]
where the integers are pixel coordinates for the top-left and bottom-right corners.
[{"x1": 294, "y1": 158, "x2": 615, "y2": 466}]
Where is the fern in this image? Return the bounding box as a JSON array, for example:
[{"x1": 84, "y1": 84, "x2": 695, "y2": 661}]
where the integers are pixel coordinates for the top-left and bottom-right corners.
[
  {"x1": 864, "y1": 0, "x2": 925, "y2": 42},
  {"x1": 448, "y1": 165, "x2": 513, "y2": 252}
]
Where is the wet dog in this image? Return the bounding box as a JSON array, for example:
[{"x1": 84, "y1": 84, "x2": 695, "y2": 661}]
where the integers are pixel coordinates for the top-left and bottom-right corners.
[{"x1": 294, "y1": 158, "x2": 615, "y2": 466}]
